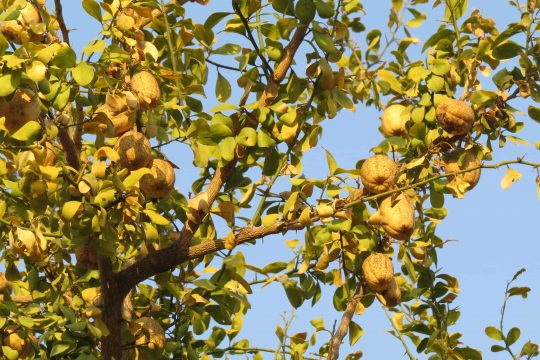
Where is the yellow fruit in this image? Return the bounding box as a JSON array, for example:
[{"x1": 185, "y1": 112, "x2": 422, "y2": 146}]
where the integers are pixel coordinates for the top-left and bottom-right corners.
[
  {"x1": 75, "y1": 244, "x2": 99, "y2": 270},
  {"x1": 382, "y1": 277, "x2": 401, "y2": 307},
  {"x1": 369, "y1": 193, "x2": 415, "y2": 241},
  {"x1": 132, "y1": 317, "x2": 166, "y2": 350},
  {"x1": 380, "y1": 104, "x2": 410, "y2": 137},
  {"x1": 0, "y1": 88, "x2": 41, "y2": 132},
  {"x1": 140, "y1": 159, "x2": 175, "y2": 199},
  {"x1": 362, "y1": 253, "x2": 394, "y2": 292},
  {"x1": 360, "y1": 155, "x2": 398, "y2": 194},
  {"x1": 113, "y1": 130, "x2": 152, "y2": 170},
  {"x1": 436, "y1": 99, "x2": 475, "y2": 135},
  {"x1": 445, "y1": 149, "x2": 481, "y2": 191},
  {"x1": 3, "y1": 325, "x2": 36, "y2": 358},
  {"x1": 131, "y1": 71, "x2": 161, "y2": 109}
]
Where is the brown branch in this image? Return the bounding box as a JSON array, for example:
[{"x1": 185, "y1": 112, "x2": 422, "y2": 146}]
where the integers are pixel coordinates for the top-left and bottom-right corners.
[
  {"x1": 99, "y1": 256, "x2": 123, "y2": 360},
  {"x1": 116, "y1": 24, "x2": 309, "y2": 296},
  {"x1": 118, "y1": 218, "x2": 303, "y2": 294},
  {"x1": 327, "y1": 284, "x2": 363, "y2": 360},
  {"x1": 54, "y1": 0, "x2": 70, "y2": 44}
]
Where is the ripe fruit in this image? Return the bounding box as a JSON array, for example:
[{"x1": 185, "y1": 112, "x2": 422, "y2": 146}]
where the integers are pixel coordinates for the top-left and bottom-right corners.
[
  {"x1": 2, "y1": 325, "x2": 37, "y2": 358},
  {"x1": 75, "y1": 244, "x2": 98, "y2": 270},
  {"x1": 369, "y1": 193, "x2": 415, "y2": 241},
  {"x1": 445, "y1": 149, "x2": 481, "y2": 191},
  {"x1": 140, "y1": 159, "x2": 175, "y2": 198},
  {"x1": 362, "y1": 253, "x2": 394, "y2": 292},
  {"x1": 382, "y1": 277, "x2": 401, "y2": 307},
  {"x1": 380, "y1": 104, "x2": 410, "y2": 137},
  {"x1": 131, "y1": 71, "x2": 161, "y2": 109},
  {"x1": 132, "y1": 317, "x2": 166, "y2": 350},
  {"x1": 360, "y1": 155, "x2": 398, "y2": 194},
  {"x1": 0, "y1": 88, "x2": 41, "y2": 132},
  {"x1": 436, "y1": 99, "x2": 475, "y2": 135},
  {"x1": 113, "y1": 130, "x2": 152, "y2": 170},
  {"x1": 0, "y1": 2, "x2": 41, "y2": 44}
]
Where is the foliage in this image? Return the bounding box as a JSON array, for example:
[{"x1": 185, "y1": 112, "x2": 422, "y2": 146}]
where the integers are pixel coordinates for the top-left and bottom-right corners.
[{"x1": 0, "y1": 0, "x2": 537, "y2": 359}]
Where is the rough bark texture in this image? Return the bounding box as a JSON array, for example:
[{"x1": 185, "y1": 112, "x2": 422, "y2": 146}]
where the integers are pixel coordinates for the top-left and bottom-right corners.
[
  {"x1": 327, "y1": 285, "x2": 363, "y2": 360},
  {"x1": 99, "y1": 257, "x2": 123, "y2": 360}
]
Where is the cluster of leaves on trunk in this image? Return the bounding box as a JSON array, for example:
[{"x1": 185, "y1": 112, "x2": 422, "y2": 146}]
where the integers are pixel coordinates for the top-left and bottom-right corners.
[{"x1": 0, "y1": 0, "x2": 538, "y2": 359}]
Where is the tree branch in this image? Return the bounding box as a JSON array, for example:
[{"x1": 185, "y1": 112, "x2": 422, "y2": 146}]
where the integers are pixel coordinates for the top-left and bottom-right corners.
[
  {"x1": 116, "y1": 24, "x2": 309, "y2": 296},
  {"x1": 54, "y1": 0, "x2": 70, "y2": 44},
  {"x1": 327, "y1": 284, "x2": 363, "y2": 360}
]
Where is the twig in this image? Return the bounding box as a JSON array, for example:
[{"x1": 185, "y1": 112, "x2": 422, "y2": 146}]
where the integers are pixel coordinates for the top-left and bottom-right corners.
[
  {"x1": 232, "y1": 0, "x2": 272, "y2": 77},
  {"x1": 327, "y1": 284, "x2": 363, "y2": 360},
  {"x1": 54, "y1": 0, "x2": 70, "y2": 44},
  {"x1": 383, "y1": 306, "x2": 417, "y2": 360}
]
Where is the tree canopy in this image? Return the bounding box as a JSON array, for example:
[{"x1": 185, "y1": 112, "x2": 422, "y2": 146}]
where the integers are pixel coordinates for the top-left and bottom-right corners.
[{"x1": 0, "y1": 0, "x2": 538, "y2": 359}]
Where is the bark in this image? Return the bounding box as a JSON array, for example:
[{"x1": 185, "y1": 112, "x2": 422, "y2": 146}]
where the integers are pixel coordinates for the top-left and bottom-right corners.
[
  {"x1": 99, "y1": 257, "x2": 124, "y2": 360},
  {"x1": 327, "y1": 285, "x2": 363, "y2": 360}
]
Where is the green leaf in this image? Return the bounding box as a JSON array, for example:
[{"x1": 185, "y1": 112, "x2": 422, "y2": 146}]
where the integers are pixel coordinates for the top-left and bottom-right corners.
[
  {"x1": 213, "y1": 43, "x2": 241, "y2": 55},
  {"x1": 26, "y1": 60, "x2": 47, "y2": 82},
  {"x1": 11, "y1": 121, "x2": 41, "y2": 141},
  {"x1": 310, "y1": 318, "x2": 325, "y2": 331},
  {"x1": 50, "y1": 341, "x2": 73, "y2": 357},
  {"x1": 257, "y1": 129, "x2": 276, "y2": 148},
  {"x1": 333, "y1": 89, "x2": 354, "y2": 109},
  {"x1": 219, "y1": 137, "x2": 236, "y2": 162},
  {"x1": 82, "y1": 0, "x2": 102, "y2": 22},
  {"x1": 314, "y1": 0, "x2": 334, "y2": 18},
  {"x1": 528, "y1": 106, "x2": 540, "y2": 124},
  {"x1": 295, "y1": 0, "x2": 316, "y2": 24},
  {"x1": 492, "y1": 41, "x2": 522, "y2": 60},
  {"x1": 236, "y1": 127, "x2": 257, "y2": 147},
  {"x1": 491, "y1": 345, "x2": 506, "y2": 352},
  {"x1": 349, "y1": 320, "x2": 364, "y2": 346},
  {"x1": 429, "y1": 58, "x2": 451, "y2": 76},
  {"x1": 205, "y1": 12, "x2": 230, "y2": 29},
  {"x1": 485, "y1": 326, "x2": 504, "y2": 340},
  {"x1": 82, "y1": 39, "x2": 106, "y2": 56},
  {"x1": 0, "y1": 72, "x2": 19, "y2": 97},
  {"x1": 470, "y1": 90, "x2": 497, "y2": 106},
  {"x1": 123, "y1": 167, "x2": 152, "y2": 188},
  {"x1": 216, "y1": 73, "x2": 231, "y2": 103},
  {"x1": 52, "y1": 46, "x2": 77, "y2": 68},
  {"x1": 506, "y1": 327, "x2": 520, "y2": 346},
  {"x1": 72, "y1": 62, "x2": 95, "y2": 86},
  {"x1": 378, "y1": 69, "x2": 402, "y2": 92},
  {"x1": 1, "y1": 346, "x2": 18, "y2": 360},
  {"x1": 283, "y1": 282, "x2": 304, "y2": 308},
  {"x1": 313, "y1": 30, "x2": 338, "y2": 54},
  {"x1": 324, "y1": 149, "x2": 337, "y2": 175}
]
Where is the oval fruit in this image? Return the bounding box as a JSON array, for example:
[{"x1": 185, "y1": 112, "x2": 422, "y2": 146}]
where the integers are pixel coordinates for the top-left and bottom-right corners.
[
  {"x1": 436, "y1": 99, "x2": 475, "y2": 135},
  {"x1": 380, "y1": 104, "x2": 410, "y2": 137},
  {"x1": 132, "y1": 317, "x2": 166, "y2": 350},
  {"x1": 131, "y1": 71, "x2": 161, "y2": 109},
  {"x1": 369, "y1": 193, "x2": 415, "y2": 241},
  {"x1": 140, "y1": 159, "x2": 175, "y2": 199},
  {"x1": 0, "y1": 88, "x2": 41, "y2": 132},
  {"x1": 360, "y1": 155, "x2": 398, "y2": 194},
  {"x1": 113, "y1": 130, "x2": 152, "y2": 170},
  {"x1": 362, "y1": 253, "x2": 394, "y2": 292},
  {"x1": 445, "y1": 149, "x2": 481, "y2": 191},
  {"x1": 382, "y1": 277, "x2": 401, "y2": 307}
]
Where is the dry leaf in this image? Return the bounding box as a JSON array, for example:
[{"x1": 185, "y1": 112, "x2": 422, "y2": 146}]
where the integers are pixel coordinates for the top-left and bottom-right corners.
[{"x1": 500, "y1": 168, "x2": 522, "y2": 190}]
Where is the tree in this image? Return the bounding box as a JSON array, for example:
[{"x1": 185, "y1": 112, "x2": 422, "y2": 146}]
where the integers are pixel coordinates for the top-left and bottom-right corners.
[{"x1": 0, "y1": 0, "x2": 538, "y2": 358}]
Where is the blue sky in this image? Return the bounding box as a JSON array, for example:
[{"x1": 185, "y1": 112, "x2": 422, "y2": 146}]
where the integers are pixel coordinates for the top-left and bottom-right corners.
[{"x1": 49, "y1": 1, "x2": 540, "y2": 358}]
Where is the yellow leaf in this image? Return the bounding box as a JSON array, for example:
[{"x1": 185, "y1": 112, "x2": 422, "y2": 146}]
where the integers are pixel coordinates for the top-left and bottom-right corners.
[
  {"x1": 446, "y1": 177, "x2": 471, "y2": 198},
  {"x1": 62, "y1": 201, "x2": 82, "y2": 220},
  {"x1": 188, "y1": 191, "x2": 209, "y2": 212},
  {"x1": 392, "y1": 312, "x2": 404, "y2": 332},
  {"x1": 94, "y1": 146, "x2": 119, "y2": 162},
  {"x1": 316, "y1": 204, "x2": 334, "y2": 218},
  {"x1": 262, "y1": 214, "x2": 280, "y2": 227},
  {"x1": 298, "y1": 206, "x2": 312, "y2": 226},
  {"x1": 500, "y1": 168, "x2": 522, "y2": 190},
  {"x1": 143, "y1": 209, "x2": 170, "y2": 226},
  {"x1": 285, "y1": 239, "x2": 300, "y2": 250},
  {"x1": 82, "y1": 287, "x2": 100, "y2": 303},
  {"x1": 223, "y1": 230, "x2": 236, "y2": 250}
]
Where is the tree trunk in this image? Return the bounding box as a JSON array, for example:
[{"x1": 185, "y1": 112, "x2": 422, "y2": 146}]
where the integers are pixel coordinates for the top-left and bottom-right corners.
[{"x1": 99, "y1": 257, "x2": 125, "y2": 360}]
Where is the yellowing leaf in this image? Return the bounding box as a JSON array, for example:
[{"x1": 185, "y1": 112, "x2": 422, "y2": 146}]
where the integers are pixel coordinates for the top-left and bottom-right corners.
[
  {"x1": 188, "y1": 191, "x2": 209, "y2": 212},
  {"x1": 62, "y1": 201, "x2": 82, "y2": 220},
  {"x1": 123, "y1": 167, "x2": 152, "y2": 188},
  {"x1": 501, "y1": 168, "x2": 522, "y2": 190},
  {"x1": 94, "y1": 146, "x2": 119, "y2": 162},
  {"x1": 143, "y1": 209, "x2": 170, "y2": 226},
  {"x1": 316, "y1": 204, "x2": 334, "y2": 218},
  {"x1": 223, "y1": 230, "x2": 236, "y2": 250},
  {"x1": 298, "y1": 206, "x2": 313, "y2": 226},
  {"x1": 262, "y1": 214, "x2": 280, "y2": 227}
]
